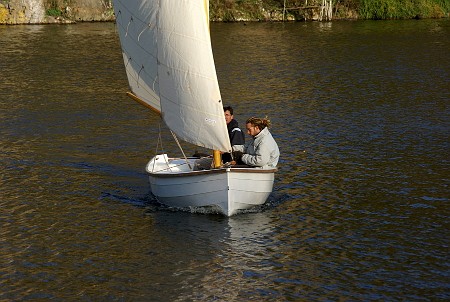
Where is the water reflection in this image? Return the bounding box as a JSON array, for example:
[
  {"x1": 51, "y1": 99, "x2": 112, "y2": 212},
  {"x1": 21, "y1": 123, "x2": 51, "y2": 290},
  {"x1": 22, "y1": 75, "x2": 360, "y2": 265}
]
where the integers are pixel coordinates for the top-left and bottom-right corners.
[{"x1": 167, "y1": 213, "x2": 277, "y2": 301}]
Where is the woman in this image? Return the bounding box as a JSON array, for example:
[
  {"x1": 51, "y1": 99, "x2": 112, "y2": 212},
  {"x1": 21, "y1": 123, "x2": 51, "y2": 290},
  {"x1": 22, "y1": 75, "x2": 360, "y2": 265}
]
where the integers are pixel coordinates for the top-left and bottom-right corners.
[{"x1": 232, "y1": 117, "x2": 280, "y2": 169}]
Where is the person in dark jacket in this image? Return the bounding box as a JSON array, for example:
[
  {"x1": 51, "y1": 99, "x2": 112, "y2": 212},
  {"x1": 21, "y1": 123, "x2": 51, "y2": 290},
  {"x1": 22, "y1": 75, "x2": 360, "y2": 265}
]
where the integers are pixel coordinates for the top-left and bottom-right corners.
[{"x1": 222, "y1": 106, "x2": 245, "y2": 163}]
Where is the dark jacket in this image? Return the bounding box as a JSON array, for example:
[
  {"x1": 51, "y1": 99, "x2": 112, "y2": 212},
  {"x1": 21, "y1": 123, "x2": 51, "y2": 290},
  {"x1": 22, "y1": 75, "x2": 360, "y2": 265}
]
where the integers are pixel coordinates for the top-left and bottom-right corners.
[
  {"x1": 228, "y1": 119, "x2": 245, "y2": 146},
  {"x1": 222, "y1": 119, "x2": 245, "y2": 163}
]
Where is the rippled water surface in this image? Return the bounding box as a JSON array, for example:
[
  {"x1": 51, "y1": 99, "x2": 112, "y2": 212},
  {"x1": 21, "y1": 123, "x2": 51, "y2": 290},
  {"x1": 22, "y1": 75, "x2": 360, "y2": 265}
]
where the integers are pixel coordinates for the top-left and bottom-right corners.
[{"x1": 1, "y1": 20, "x2": 449, "y2": 301}]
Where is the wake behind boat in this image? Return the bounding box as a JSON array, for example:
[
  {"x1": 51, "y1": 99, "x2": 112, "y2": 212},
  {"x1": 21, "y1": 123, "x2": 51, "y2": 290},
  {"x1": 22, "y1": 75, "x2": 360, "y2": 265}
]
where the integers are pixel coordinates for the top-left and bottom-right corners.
[{"x1": 112, "y1": 0, "x2": 277, "y2": 216}]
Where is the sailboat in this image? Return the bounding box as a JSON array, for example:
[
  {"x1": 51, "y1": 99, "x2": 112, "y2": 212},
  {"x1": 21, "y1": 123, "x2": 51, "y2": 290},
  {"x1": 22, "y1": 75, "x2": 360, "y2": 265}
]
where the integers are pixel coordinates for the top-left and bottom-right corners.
[{"x1": 112, "y1": 0, "x2": 277, "y2": 216}]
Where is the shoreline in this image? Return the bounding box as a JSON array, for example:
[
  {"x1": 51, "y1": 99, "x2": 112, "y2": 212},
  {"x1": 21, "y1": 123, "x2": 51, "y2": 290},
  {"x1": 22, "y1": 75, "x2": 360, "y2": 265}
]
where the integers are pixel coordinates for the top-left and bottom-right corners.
[
  {"x1": 1, "y1": 1, "x2": 448, "y2": 26},
  {"x1": 1, "y1": 16, "x2": 449, "y2": 26}
]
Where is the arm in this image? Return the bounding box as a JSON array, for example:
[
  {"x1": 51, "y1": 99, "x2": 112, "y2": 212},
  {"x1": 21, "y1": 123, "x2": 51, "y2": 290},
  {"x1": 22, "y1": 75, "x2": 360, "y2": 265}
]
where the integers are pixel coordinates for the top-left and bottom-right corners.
[{"x1": 241, "y1": 143, "x2": 270, "y2": 167}]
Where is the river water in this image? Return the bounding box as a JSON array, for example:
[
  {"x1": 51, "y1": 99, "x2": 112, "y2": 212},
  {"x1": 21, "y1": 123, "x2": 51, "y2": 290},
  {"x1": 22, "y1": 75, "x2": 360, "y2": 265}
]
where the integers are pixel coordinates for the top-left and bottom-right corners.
[{"x1": 1, "y1": 19, "x2": 449, "y2": 301}]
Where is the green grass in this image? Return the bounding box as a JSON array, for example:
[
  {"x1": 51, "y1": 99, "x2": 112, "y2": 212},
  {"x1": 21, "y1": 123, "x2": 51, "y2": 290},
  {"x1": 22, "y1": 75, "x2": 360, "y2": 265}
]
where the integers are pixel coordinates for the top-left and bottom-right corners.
[
  {"x1": 358, "y1": 0, "x2": 448, "y2": 19},
  {"x1": 208, "y1": 0, "x2": 449, "y2": 20},
  {"x1": 46, "y1": 8, "x2": 62, "y2": 17}
]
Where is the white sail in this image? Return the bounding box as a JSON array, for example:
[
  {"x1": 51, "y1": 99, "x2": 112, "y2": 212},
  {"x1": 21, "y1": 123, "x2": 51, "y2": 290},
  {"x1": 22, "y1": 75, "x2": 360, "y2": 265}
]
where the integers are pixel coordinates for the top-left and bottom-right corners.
[{"x1": 113, "y1": 0, "x2": 231, "y2": 152}]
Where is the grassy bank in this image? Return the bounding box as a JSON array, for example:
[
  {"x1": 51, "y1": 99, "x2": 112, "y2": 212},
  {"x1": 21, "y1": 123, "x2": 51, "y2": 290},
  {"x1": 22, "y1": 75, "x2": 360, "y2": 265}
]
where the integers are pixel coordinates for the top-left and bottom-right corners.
[
  {"x1": 1, "y1": 0, "x2": 448, "y2": 24},
  {"x1": 358, "y1": 0, "x2": 450, "y2": 19},
  {"x1": 209, "y1": 0, "x2": 449, "y2": 21}
]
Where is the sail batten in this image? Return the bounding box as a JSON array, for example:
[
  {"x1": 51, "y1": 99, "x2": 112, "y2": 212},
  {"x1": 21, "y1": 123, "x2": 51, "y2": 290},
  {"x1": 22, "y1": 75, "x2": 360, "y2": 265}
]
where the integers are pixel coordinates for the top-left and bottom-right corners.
[{"x1": 113, "y1": 0, "x2": 231, "y2": 152}]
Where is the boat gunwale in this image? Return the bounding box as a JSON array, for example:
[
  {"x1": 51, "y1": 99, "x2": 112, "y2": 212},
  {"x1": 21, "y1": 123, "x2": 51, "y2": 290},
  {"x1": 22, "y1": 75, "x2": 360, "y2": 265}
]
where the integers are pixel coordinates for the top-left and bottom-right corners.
[{"x1": 147, "y1": 167, "x2": 277, "y2": 178}]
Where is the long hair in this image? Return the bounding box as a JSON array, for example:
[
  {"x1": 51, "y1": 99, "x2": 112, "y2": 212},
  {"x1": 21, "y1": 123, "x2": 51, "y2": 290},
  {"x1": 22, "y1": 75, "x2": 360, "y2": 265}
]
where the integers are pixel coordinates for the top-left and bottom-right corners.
[{"x1": 246, "y1": 116, "x2": 271, "y2": 130}]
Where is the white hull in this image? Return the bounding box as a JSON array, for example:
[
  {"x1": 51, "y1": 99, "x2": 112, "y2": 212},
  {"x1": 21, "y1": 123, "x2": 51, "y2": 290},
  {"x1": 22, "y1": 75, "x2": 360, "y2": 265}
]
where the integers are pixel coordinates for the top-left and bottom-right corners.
[{"x1": 146, "y1": 154, "x2": 276, "y2": 216}]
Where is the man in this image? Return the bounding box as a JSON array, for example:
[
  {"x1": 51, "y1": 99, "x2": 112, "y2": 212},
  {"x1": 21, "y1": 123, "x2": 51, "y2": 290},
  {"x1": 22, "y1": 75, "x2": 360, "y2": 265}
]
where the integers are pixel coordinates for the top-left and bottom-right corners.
[
  {"x1": 232, "y1": 117, "x2": 279, "y2": 169},
  {"x1": 223, "y1": 106, "x2": 245, "y2": 163}
]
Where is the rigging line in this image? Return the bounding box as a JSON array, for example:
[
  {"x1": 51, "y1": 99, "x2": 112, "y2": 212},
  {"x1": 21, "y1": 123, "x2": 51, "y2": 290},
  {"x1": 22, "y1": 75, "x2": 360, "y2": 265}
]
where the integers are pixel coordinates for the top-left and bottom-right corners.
[
  {"x1": 158, "y1": 122, "x2": 170, "y2": 170},
  {"x1": 153, "y1": 73, "x2": 158, "y2": 92},
  {"x1": 116, "y1": 9, "x2": 122, "y2": 25},
  {"x1": 125, "y1": 56, "x2": 132, "y2": 68},
  {"x1": 125, "y1": 16, "x2": 133, "y2": 37},
  {"x1": 122, "y1": 53, "x2": 159, "y2": 98},
  {"x1": 138, "y1": 22, "x2": 153, "y2": 42},
  {"x1": 151, "y1": 162, "x2": 192, "y2": 173},
  {"x1": 150, "y1": 129, "x2": 159, "y2": 173},
  {"x1": 170, "y1": 130, "x2": 192, "y2": 170},
  {"x1": 157, "y1": 121, "x2": 164, "y2": 156},
  {"x1": 115, "y1": 17, "x2": 158, "y2": 62},
  {"x1": 123, "y1": 58, "x2": 160, "y2": 107},
  {"x1": 137, "y1": 65, "x2": 144, "y2": 88},
  {"x1": 114, "y1": 0, "x2": 154, "y2": 29},
  {"x1": 151, "y1": 121, "x2": 171, "y2": 172},
  {"x1": 112, "y1": 0, "x2": 160, "y2": 64}
]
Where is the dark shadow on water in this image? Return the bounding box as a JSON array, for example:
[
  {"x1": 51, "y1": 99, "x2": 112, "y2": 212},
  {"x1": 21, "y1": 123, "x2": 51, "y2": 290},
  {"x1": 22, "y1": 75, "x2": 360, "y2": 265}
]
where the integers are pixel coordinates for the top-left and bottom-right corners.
[
  {"x1": 99, "y1": 191, "x2": 152, "y2": 208},
  {"x1": 140, "y1": 190, "x2": 292, "y2": 216}
]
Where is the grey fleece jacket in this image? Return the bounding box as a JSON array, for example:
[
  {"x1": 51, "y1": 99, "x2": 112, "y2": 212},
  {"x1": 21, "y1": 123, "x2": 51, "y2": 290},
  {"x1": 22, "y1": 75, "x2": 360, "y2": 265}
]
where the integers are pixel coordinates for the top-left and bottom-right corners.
[{"x1": 232, "y1": 127, "x2": 279, "y2": 168}]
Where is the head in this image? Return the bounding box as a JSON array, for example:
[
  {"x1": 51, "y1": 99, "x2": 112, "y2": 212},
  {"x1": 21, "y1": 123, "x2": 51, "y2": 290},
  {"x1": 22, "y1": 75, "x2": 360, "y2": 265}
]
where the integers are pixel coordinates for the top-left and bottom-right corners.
[
  {"x1": 223, "y1": 106, "x2": 234, "y2": 124},
  {"x1": 246, "y1": 117, "x2": 271, "y2": 137}
]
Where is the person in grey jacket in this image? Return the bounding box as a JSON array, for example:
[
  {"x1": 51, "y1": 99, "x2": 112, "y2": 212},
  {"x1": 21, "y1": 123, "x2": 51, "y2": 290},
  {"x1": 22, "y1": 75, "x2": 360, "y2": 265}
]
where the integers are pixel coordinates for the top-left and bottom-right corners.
[{"x1": 231, "y1": 117, "x2": 279, "y2": 169}]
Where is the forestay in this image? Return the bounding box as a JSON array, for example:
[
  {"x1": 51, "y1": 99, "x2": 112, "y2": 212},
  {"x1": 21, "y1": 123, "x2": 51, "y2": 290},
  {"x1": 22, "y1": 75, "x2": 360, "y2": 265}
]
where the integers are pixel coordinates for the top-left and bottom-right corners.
[{"x1": 113, "y1": 0, "x2": 231, "y2": 152}]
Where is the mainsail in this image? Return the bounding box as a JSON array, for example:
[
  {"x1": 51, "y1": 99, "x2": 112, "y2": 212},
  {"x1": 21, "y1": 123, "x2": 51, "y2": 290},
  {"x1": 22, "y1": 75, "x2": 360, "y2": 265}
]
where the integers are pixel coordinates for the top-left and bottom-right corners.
[{"x1": 112, "y1": 0, "x2": 231, "y2": 152}]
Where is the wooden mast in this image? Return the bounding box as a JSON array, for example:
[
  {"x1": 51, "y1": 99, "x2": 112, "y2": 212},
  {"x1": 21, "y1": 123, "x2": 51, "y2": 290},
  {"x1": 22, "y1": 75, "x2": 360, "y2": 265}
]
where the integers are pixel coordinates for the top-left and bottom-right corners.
[{"x1": 213, "y1": 150, "x2": 221, "y2": 168}]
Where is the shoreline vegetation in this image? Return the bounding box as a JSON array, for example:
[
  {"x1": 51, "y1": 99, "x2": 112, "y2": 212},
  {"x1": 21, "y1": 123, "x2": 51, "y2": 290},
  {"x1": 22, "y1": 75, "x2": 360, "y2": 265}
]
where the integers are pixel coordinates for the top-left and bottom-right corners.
[{"x1": 0, "y1": 0, "x2": 449, "y2": 25}]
